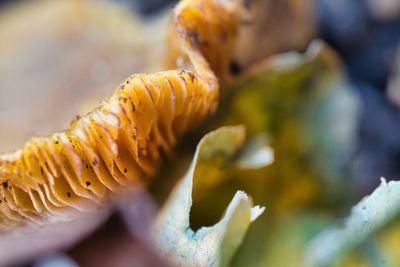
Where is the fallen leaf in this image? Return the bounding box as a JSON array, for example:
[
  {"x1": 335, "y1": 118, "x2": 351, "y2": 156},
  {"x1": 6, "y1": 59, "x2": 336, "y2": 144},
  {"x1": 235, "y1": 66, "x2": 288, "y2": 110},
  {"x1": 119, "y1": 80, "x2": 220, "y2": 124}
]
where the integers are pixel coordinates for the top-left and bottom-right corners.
[
  {"x1": 200, "y1": 40, "x2": 359, "y2": 266},
  {"x1": 204, "y1": 40, "x2": 359, "y2": 214},
  {"x1": 252, "y1": 214, "x2": 328, "y2": 267},
  {"x1": 153, "y1": 126, "x2": 265, "y2": 267},
  {"x1": 306, "y1": 178, "x2": 400, "y2": 267}
]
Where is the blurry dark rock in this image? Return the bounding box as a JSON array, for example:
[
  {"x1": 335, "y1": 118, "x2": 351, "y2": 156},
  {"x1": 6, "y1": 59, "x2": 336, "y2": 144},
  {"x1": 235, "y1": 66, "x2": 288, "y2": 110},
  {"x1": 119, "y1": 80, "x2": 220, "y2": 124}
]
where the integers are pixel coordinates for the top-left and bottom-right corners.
[
  {"x1": 353, "y1": 82, "x2": 400, "y2": 195},
  {"x1": 112, "y1": 0, "x2": 177, "y2": 15},
  {"x1": 387, "y1": 47, "x2": 400, "y2": 107},
  {"x1": 318, "y1": 0, "x2": 400, "y2": 197},
  {"x1": 317, "y1": 0, "x2": 400, "y2": 88},
  {"x1": 317, "y1": 0, "x2": 370, "y2": 48},
  {"x1": 0, "y1": 0, "x2": 24, "y2": 7}
]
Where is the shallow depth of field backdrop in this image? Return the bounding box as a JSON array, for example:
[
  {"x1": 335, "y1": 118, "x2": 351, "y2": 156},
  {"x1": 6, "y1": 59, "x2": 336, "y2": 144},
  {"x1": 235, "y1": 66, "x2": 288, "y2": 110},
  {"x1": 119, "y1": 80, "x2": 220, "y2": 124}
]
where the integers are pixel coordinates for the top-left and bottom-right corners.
[{"x1": 1, "y1": 0, "x2": 400, "y2": 266}]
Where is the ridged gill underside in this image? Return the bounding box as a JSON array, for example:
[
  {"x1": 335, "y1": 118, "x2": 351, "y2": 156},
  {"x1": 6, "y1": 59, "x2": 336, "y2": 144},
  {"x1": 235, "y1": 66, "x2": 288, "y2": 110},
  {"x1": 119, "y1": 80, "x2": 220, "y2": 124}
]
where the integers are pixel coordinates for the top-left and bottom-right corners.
[{"x1": 0, "y1": 0, "x2": 241, "y2": 229}]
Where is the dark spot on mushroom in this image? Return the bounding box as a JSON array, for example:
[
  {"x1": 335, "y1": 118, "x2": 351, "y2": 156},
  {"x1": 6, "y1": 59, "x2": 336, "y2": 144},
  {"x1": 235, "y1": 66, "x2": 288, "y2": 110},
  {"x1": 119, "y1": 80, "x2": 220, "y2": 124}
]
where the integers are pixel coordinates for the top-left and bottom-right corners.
[
  {"x1": 219, "y1": 31, "x2": 227, "y2": 43},
  {"x1": 229, "y1": 60, "x2": 242, "y2": 76},
  {"x1": 86, "y1": 181, "x2": 91, "y2": 186},
  {"x1": 202, "y1": 41, "x2": 209, "y2": 47},
  {"x1": 2, "y1": 182, "x2": 7, "y2": 189},
  {"x1": 187, "y1": 29, "x2": 199, "y2": 46},
  {"x1": 40, "y1": 167, "x2": 44, "y2": 176},
  {"x1": 124, "y1": 168, "x2": 128, "y2": 173},
  {"x1": 243, "y1": 0, "x2": 251, "y2": 9},
  {"x1": 67, "y1": 192, "x2": 71, "y2": 198},
  {"x1": 188, "y1": 72, "x2": 196, "y2": 81}
]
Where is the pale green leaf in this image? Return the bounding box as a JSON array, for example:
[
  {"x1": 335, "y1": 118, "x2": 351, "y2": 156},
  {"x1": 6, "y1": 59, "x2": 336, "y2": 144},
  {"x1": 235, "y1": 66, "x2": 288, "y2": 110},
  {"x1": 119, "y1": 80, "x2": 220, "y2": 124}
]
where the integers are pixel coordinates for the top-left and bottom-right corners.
[
  {"x1": 306, "y1": 178, "x2": 400, "y2": 267},
  {"x1": 153, "y1": 126, "x2": 265, "y2": 267}
]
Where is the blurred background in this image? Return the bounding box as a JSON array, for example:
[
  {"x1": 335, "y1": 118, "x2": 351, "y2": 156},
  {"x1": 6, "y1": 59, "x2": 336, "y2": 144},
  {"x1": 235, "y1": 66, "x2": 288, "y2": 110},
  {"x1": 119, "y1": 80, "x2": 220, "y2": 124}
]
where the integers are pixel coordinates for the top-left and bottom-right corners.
[{"x1": 0, "y1": 0, "x2": 400, "y2": 266}]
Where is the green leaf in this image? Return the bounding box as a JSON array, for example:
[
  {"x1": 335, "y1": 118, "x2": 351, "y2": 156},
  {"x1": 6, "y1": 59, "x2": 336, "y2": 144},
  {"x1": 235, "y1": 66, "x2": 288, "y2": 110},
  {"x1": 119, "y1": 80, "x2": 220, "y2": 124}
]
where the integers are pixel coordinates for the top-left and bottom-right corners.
[
  {"x1": 152, "y1": 126, "x2": 265, "y2": 267},
  {"x1": 306, "y1": 178, "x2": 400, "y2": 267},
  {"x1": 209, "y1": 40, "x2": 359, "y2": 207},
  {"x1": 185, "y1": 41, "x2": 358, "y2": 267},
  {"x1": 235, "y1": 133, "x2": 274, "y2": 169}
]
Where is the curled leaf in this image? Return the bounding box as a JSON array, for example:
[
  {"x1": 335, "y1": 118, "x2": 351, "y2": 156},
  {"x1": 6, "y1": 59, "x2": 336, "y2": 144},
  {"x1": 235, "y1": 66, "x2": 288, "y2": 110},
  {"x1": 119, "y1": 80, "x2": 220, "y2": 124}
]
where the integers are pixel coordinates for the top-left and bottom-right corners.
[
  {"x1": 153, "y1": 126, "x2": 264, "y2": 267},
  {"x1": 306, "y1": 178, "x2": 400, "y2": 267},
  {"x1": 200, "y1": 41, "x2": 359, "y2": 266}
]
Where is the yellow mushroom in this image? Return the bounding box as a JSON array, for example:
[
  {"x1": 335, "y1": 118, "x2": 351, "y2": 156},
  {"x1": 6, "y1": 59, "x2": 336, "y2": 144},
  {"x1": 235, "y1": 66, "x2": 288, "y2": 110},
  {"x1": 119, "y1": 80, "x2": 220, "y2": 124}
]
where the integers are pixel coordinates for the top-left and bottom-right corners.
[{"x1": 0, "y1": 0, "x2": 243, "y2": 229}]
